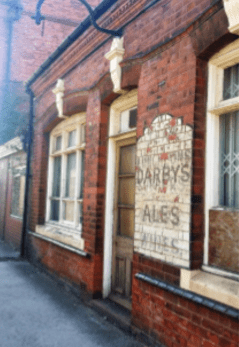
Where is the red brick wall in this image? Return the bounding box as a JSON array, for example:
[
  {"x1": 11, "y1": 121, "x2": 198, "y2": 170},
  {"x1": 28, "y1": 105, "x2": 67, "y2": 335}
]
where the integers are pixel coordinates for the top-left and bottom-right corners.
[
  {"x1": 132, "y1": 276, "x2": 239, "y2": 347},
  {"x1": 10, "y1": 0, "x2": 103, "y2": 82},
  {"x1": 28, "y1": 124, "x2": 49, "y2": 231},
  {"x1": 28, "y1": 234, "x2": 101, "y2": 296}
]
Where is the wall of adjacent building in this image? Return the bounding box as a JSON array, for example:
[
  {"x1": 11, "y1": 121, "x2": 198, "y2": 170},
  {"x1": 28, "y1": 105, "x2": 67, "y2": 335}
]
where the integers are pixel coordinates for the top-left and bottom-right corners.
[
  {"x1": 0, "y1": 0, "x2": 102, "y2": 145},
  {"x1": 0, "y1": 137, "x2": 26, "y2": 249}
]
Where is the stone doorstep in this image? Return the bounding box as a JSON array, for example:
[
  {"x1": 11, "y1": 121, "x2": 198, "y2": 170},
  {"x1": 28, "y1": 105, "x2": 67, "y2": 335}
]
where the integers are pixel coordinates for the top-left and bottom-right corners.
[
  {"x1": 0, "y1": 241, "x2": 21, "y2": 261},
  {"x1": 88, "y1": 298, "x2": 164, "y2": 347}
]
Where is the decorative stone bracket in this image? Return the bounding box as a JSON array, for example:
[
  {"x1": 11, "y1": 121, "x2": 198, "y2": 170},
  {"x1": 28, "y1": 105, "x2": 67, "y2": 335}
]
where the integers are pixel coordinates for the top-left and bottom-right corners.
[
  {"x1": 223, "y1": 0, "x2": 239, "y2": 35},
  {"x1": 105, "y1": 37, "x2": 125, "y2": 94},
  {"x1": 52, "y1": 79, "x2": 66, "y2": 118}
]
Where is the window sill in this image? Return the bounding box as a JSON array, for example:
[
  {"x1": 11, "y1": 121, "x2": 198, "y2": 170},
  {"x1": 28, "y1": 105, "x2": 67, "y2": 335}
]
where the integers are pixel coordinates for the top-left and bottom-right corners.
[
  {"x1": 29, "y1": 231, "x2": 89, "y2": 258},
  {"x1": 10, "y1": 214, "x2": 23, "y2": 220},
  {"x1": 210, "y1": 205, "x2": 239, "y2": 212},
  {"x1": 35, "y1": 224, "x2": 85, "y2": 250},
  {"x1": 180, "y1": 269, "x2": 239, "y2": 309}
]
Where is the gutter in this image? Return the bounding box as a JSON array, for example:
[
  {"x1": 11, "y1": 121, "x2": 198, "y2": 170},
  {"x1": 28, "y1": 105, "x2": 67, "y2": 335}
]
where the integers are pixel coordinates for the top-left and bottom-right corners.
[
  {"x1": 25, "y1": 0, "x2": 223, "y2": 91},
  {"x1": 20, "y1": 87, "x2": 34, "y2": 257}
]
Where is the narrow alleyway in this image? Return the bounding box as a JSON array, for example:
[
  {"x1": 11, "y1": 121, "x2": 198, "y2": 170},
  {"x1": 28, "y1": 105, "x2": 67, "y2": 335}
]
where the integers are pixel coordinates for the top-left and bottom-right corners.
[{"x1": 0, "y1": 242, "x2": 145, "y2": 347}]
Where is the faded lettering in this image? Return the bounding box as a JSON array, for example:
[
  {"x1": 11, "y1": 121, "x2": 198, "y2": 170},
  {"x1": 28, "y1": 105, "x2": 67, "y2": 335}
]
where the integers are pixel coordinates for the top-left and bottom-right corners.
[{"x1": 134, "y1": 114, "x2": 192, "y2": 266}]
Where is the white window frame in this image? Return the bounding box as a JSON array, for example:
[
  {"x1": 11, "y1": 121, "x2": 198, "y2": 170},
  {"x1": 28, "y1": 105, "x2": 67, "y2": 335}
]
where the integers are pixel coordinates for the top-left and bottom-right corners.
[
  {"x1": 46, "y1": 113, "x2": 86, "y2": 234},
  {"x1": 204, "y1": 38, "x2": 239, "y2": 279},
  {"x1": 103, "y1": 89, "x2": 138, "y2": 298}
]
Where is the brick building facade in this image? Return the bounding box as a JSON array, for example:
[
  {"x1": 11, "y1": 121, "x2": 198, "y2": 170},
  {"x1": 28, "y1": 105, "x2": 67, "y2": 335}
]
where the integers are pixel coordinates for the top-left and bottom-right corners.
[
  {"x1": 0, "y1": 137, "x2": 26, "y2": 248},
  {"x1": 11, "y1": 0, "x2": 239, "y2": 345},
  {"x1": 0, "y1": 0, "x2": 101, "y2": 248}
]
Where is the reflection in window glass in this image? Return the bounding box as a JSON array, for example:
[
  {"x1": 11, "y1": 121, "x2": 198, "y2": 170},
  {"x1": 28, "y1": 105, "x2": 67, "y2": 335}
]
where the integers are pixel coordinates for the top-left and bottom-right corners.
[
  {"x1": 55, "y1": 136, "x2": 62, "y2": 151},
  {"x1": 11, "y1": 174, "x2": 26, "y2": 218},
  {"x1": 68, "y1": 130, "x2": 77, "y2": 147},
  {"x1": 129, "y1": 108, "x2": 137, "y2": 128},
  {"x1": 51, "y1": 200, "x2": 60, "y2": 221},
  {"x1": 220, "y1": 111, "x2": 239, "y2": 208},
  {"x1": 81, "y1": 125, "x2": 86, "y2": 144},
  {"x1": 12, "y1": 176, "x2": 20, "y2": 216},
  {"x1": 63, "y1": 201, "x2": 74, "y2": 222},
  {"x1": 65, "y1": 153, "x2": 76, "y2": 198},
  {"x1": 223, "y1": 64, "x2": 239, "y2": 100},
  {"x1": 52, "y1": 156, "x2": 61, "y2": 197},
  {"x1": 49, "y1": 117, "x2": 85, "y2": 229},
  {"x1": 79, "y1": 151, "x2": 85, "y2": 199}
]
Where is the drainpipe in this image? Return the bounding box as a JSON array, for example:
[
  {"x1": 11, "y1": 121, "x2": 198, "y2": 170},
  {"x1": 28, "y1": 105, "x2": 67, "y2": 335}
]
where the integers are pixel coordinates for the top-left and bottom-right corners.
[{"x1": 20, "y1": 87, "x2": 35, "y2": 258}]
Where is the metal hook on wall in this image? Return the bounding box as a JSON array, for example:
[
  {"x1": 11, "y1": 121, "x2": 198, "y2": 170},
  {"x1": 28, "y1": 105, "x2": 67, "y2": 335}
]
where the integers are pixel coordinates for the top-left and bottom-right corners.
[{"x1": 32, "y1": 0, "x2": 123, "y2": 37}]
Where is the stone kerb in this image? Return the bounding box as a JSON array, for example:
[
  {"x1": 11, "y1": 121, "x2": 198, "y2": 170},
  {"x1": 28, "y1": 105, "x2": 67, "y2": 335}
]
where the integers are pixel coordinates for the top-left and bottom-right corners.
[{"x1": 134, "y1": 114, "x2": 193, "y2": 267}]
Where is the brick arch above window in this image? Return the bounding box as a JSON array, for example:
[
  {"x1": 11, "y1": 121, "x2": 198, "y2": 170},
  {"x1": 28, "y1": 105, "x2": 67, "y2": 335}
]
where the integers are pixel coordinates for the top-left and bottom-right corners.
[
  {"x1": 41, "y1": 91, "x2": 89, "y2": 133},
  {"x1": 189, "y1": 4, "x2": 234, "y2": 60}
]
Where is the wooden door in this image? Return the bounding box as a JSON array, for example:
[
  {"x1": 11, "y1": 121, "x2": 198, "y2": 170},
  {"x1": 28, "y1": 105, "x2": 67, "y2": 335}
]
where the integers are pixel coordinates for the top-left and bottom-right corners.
[{"x1": 111, "y1": 138, "x2": 136, "y2": 309}]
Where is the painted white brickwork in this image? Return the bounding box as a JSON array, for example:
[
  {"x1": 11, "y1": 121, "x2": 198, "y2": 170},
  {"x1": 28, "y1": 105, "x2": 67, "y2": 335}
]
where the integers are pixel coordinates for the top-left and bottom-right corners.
[{"x1": 134, "y1": 114, "x2": 193, "y2": 267}]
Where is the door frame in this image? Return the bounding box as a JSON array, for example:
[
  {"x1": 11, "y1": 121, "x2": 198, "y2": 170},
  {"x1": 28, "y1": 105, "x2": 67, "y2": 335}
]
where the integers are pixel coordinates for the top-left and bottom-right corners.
[
  {"x1": 111, "y1": 137, "x2": 136, "y2": 300},
  {"x1": 103, "y1": 90, "x2": 138, "y2": 299}
]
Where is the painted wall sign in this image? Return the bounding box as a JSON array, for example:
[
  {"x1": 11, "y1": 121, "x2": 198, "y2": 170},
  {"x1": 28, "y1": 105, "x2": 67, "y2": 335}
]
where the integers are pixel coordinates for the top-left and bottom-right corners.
[{"x1": 134, "y1": 114, "x2": 193, "y2": 267}]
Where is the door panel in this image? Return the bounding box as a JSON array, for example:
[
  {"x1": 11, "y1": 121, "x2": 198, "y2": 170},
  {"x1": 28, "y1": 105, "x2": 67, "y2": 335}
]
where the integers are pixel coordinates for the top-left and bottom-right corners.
[
  {"x1": 118, "y1": 208, "x2": 135, "y2": 238},
  {"x1": 111, "y1": 139, "x2": 136, "y2": 305}
]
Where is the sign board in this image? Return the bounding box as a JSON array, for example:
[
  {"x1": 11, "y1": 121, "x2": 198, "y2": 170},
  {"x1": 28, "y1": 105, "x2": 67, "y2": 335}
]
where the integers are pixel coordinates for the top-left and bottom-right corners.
[{"x1": 134, "y1": 114, "x2": 193, "y2": 267}]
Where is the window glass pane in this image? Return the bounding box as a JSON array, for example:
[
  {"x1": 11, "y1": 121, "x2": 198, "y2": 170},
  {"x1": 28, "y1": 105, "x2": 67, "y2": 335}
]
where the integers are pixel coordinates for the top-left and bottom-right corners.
[
  {"x1": 120, "y1": 110, "x2": 129, "y2": 132},
  {"x1": 223, "y1": 64, "x2": 239, "y2": 100},
  {"x1": 119, "y1": 178, "x2": 135, "y2": 205},
  {"x1": 119, "y1": 145, "x2": 136, "y2": 174},
  {"x1": 11, "y1": 176, "x2": 20, "y2": 216},
  {"x1": 118, "y1": 208, "x2": 135, "y2": 237},
  {"x1": 51, "y1": 200, "x2": 59, "y2": 221},
  {"x1": 68, "y1": 130, "x2": 77, "y2": 147},
  {"x1": 55, "y1": 136, "x2": 62, "y2": 151},
  {"x1": 52, "y1": 156, "x2": 61, "y2": 197},
  {"x1": 81, "y1": 125, "x2": 86, "y2": 144},
  {"x1": 63, "y1": 201, "x2": 74, "y2": 222},
  {"x1": 79, "y1": 151, "x2": 85, "y2": 199},
  {"x1": 129, "y1": 108, "x2": 137, "y2": 128},
  {"x1": 19, "y1": 175, "x2": 25, "y2": 216},
  {"x1": 65, "y1": 153, "x2": 76, "y2": 197},
  {"x1": 235, "y1": 113, "x2": 239, "y2": 208},
  {"x1": 220, "y1": 112, "x2": 239, "y2": 208}
]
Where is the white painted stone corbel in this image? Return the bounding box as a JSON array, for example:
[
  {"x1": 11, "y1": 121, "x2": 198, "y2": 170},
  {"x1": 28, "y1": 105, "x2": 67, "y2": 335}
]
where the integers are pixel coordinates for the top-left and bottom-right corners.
[
  {"x1": 105, "y1": 37, "x2": 125, "y2": 94},
  {"x1": 52, "y1": 79, "x2": 66, "y2": 118},
  {"x1": 223, "y1": 0, "x2": 239, "y2": 35}
]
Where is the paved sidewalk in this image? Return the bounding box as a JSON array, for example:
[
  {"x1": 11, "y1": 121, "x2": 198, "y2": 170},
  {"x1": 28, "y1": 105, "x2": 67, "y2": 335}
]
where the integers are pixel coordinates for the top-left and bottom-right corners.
[
  {"x1": 0, "y1": 240, "x2": 20, "y2": 261},
  {"x1": 0, "y1": 257, "x2": 147, "y2": 347}
]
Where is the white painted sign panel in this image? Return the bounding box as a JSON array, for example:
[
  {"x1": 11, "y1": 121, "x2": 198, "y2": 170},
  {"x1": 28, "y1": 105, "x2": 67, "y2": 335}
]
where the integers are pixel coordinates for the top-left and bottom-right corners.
[{"x1": 134, "y1": 114, "x2": 193, "y2": 267}]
